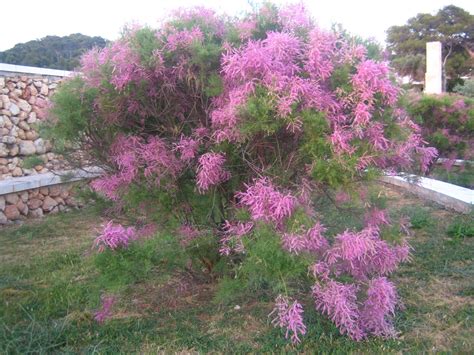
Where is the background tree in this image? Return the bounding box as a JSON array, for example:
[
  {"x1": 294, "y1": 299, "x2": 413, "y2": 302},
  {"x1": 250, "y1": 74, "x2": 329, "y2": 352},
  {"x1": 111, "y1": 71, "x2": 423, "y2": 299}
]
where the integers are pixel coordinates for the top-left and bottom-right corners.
[
  {"x1": 387, "y1": 5, "x2": 474, "y2": 90},
  {"x1": 0, "y1": 33, "x2": 108, "y2": 70}
]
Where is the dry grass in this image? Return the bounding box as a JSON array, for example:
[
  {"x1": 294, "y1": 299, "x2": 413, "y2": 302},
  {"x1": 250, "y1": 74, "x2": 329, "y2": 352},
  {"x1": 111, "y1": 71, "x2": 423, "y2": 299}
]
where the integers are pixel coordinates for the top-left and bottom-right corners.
[
  {"x1": 402, "y1": 276, "x2": 474, "y2": 351},
  {"x1": 128, "y1": 271, "x2": 216, "y2": 314},
  {"x1": 0, "y1": 207, "x2": 102, "y2": 266}
]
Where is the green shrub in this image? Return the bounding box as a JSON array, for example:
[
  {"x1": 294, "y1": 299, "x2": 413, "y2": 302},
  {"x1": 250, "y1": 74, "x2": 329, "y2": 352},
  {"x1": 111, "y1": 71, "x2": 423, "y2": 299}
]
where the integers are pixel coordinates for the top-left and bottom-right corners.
[
  {"x1": 453, "y1": 79, "x2": 474, "y2": 98},
  {"x1": 404, "y1": 93, "x2": 474, "y2": 159},
  {"x1": 214, "y1": 224, "x2": 311, "y2": 304},
  {"x1": 447, "y1": 214, "x2": 474, "y2": 241},
  {"x1": 400, "y1": 206, "x2": 432, "y2": 229},
  {"x1": 428, "y1": 132, "x2": 450, "y2": 152}
]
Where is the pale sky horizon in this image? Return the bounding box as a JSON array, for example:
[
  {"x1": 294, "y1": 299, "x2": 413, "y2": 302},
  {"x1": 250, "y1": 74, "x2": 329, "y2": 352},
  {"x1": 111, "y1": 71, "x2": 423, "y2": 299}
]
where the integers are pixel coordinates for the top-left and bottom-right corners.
[{"x1": 0, "y1": 0, "x2": 472, "y2": 51}]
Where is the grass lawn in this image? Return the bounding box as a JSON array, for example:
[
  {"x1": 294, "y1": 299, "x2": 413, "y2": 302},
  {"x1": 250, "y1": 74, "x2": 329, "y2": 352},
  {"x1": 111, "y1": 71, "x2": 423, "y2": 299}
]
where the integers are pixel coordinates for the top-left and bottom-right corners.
[{"x1": 1, "y1": 185, "x2": 473, "y2": 353}]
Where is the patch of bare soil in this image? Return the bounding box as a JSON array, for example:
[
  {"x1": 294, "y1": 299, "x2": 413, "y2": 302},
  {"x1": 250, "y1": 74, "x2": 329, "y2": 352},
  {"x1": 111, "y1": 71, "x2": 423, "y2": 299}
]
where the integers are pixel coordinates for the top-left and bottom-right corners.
[
  {"x1": 129, "y1": 271, "x2": 216, "y2": 314},
  {"x1": 380, "y1": 183, "x2": 427, "y2": 208},
  {"x1": 378, "y1": 182, "x2": 460, "y2": 219}
]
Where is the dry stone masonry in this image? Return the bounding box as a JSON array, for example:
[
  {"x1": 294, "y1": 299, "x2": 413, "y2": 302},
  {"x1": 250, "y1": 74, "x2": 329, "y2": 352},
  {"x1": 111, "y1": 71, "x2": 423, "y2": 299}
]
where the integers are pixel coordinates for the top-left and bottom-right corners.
[
  {"x1": 0, "y1": 74, "x2": 69, "y2": 179},
  {"x1": 0, "y1": 182, "x2": 80, "y2": 224},
  {"x1": 0, "y1": 64, "x2": 92, "y2": 225},
  {"x1": 0, "y1": 166, "x2": 102, "y2": 225}
]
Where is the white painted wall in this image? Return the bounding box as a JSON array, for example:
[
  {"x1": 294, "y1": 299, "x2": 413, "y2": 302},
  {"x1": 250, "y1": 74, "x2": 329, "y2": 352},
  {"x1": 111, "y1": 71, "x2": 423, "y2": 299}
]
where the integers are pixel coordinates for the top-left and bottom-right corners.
[{"x1": 424, "y1": 42, "x2": 443, "y2": 94}]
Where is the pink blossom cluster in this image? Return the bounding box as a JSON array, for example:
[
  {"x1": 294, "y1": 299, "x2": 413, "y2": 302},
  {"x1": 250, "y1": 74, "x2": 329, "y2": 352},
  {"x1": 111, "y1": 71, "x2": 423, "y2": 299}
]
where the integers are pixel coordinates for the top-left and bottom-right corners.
[
  {"x1": 312, "y1": 277, "x2": 399, "y2": 340},
  {"x1": 305, "y1": 28, "x2": 338, "y2": 81},
  {"x1": 90, "y1": 175, "x2": 126, "y2": 201},
  {"x1": 324, "y1": 226, "x2": 410, "y2": 280},
  {"x1": 84, "y1": 3, "x2": 437, "y2": 207},
  {"x1": 219, "y1": 220, "x2": 254, "y2": 256},
  {"x1": 278, "y1": 3, "x2": 313, "y2": 32},
  {"x1": 416, "y1": 146, "x2": 439, "y2": 173},
  {"x1": 81, "y1": 39, "x2": 145, "y2": 91},
  {"x1": 364, "y1": 208, "x2": 391, "y2": 228},
  {"x1": 165, "y1": 26, "x2": 204, "y2": 51},
  {"x1": 90, "y1": 135, "x2": 143, "y2": 200},
  {"x1": 236, "y1": 177, "x2": 298, "y2": 226},
  {"x1": 210, "y1": 16, "x2": 436, "y2": 173},
  {"x1": 281, "y1": 222, "x2": 328, "y2": 255},
  {"x1": 174, "y1": 135, "x2": 200, "y2": 162},
  {"x1": 169, "y1": 7, "x2": 226, "y2": 38},
  {"x1": 196, "y1": 153, "x2": 231, "y2": 193},
  {"x1": 91, "y1": 135, "x2": 185, "y2": 198},
  {"x1": 110, "y1": 135, "x2": 143, "y2": 183},
  {"x1": 270, "y1": 295, "x2": 307, "y2": 344},
  {"x1": 236, "y1": 19, "x2": 257, "y2": 40},
  {"x1": 312, "y1": 281, "x2": 363, "y2": 340},
  {"x1": 139, "y1": 136, "x2": 183, "y2": 183},
  {"x1": 94, "y1": 221, "x2": 137, "y2": 252},
  {"x1": 308, "y1": 224, "x2": 408, "y2": 340},
  {"x1": 360, "y1": 277, "x2": 398, "y2": 337},
  {"x1": 214, "y1": 29, "x2": 316, "y2": 141},
  {"x1": 233, "y1": 178, "x2": 406, "y2": 342},
  {"x1": 352, "y1": 60, "x2": 398, "y2": 110}
]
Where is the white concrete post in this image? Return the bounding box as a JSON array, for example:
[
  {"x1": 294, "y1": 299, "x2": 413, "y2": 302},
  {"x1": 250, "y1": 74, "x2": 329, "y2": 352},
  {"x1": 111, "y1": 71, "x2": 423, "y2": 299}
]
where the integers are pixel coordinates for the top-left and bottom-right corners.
[{"x1": 424, "y1": 41, "x2": 443, "y2": 94}]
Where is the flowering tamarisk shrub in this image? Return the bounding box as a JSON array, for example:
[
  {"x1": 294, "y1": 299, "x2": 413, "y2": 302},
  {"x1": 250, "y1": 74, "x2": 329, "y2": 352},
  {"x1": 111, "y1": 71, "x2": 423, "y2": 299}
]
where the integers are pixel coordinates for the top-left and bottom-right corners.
[
  {"x1": 404, "y1": 93, "x2": 474, "y2": 161},
  {"x1": 50, "y1": 2, "x2": 437, "y2": 343}
]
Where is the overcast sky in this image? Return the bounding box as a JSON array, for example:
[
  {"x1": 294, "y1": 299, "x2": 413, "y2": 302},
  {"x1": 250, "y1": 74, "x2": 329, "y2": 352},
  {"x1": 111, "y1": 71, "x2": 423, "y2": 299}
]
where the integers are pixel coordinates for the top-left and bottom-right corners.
[{"x1": 1, "y1": 0, "x2": 472, "y2": 51}]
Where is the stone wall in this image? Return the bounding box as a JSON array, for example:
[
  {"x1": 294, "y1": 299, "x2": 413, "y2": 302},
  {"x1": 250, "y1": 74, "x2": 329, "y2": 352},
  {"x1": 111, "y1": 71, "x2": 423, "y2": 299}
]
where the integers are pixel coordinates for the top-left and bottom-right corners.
[
  {"x1": 0, "y1": 64, "x2": 91, "y2": 226},
  {"x1": 0, "y1": 182, "x2": 80, "y2": 225},
  {"x1": 0, "y1": 166, "x2": 101, "y2": 226},
  {"x1": 0, "y1": 74, "x2": 71, "y2": 179}
]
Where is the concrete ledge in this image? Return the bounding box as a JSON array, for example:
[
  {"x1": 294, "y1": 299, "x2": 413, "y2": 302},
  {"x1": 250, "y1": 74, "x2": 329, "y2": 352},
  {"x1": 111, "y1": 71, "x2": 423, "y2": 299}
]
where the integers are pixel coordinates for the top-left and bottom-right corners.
[
  {"x1": 0, "y1": 167, "x2": 102, "y2": 195},
  {"x1": 380, "y1": 174, "x2": 473, "y2": 214},
  {"x1": 436, "y1": 158, "x2": 473, "y2": 167},
  {"x1": 0, "y1": 63, "x2": 74, "y2": 78}
]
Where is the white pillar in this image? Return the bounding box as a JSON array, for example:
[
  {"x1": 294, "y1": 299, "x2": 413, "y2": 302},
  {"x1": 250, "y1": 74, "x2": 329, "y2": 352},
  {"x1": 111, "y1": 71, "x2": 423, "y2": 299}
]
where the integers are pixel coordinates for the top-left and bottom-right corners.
[{"x1": 424, "y1": 41, "x2": 443, "y2": 94}]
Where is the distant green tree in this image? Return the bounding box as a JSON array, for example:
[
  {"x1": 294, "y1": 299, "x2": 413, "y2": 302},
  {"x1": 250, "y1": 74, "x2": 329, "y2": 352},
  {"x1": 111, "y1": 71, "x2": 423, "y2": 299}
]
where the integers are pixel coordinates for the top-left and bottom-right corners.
[
  {"x1": 453, "y1": 78, "x2": 474, "y2": 97},
  {"x1": 387, "y1": 5, "x2": 474, "y2": 90},
  {"x1": 0, "y1": 33, "x2": 108, "y2": 70}
]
